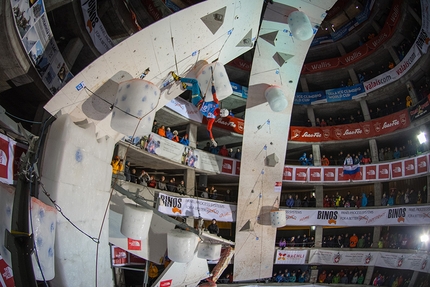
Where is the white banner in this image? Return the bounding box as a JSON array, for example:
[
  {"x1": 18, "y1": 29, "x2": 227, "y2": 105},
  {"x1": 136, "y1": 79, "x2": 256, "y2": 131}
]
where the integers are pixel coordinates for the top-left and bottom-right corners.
[
  {"x1": 158, "y1": 193, "x2": 237, "y2": 222},
  {"x1": 283, "y1": 205, "x2": 430, "y2": 227},
  {"x1": 364, "y1": 44, "x2": 421, "y2": 92},
  {"x1": 10, "y1": 0, "x2": 72, "y2": 94},
  {"x1": 309, "y1": 249, "x2": 377, "y2": 266},
  {"x1": 146, "y1": 133, "x2": 186, "y2": 164},
  {"x1": 308, "y1": 249, "x2": 430, "y2": 273},
  {"x1": 165, "y1": 97, "x2": 203, "y2": 123},
  {"x1": 274, "y1": 249, "x2": 307, "y2": 264},
  {"x1": 81, "y1": 0, "x2": 114, "y2": 54}
]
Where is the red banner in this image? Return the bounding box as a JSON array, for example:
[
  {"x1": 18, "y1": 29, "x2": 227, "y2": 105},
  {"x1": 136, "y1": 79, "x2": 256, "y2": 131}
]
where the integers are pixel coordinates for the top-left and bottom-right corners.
[
  {"x1": 302, "y1": 57, "x2": 340, "y2": 73},
  {"x1": 227, "y1": 58, "x2": 252, "y2": 71},
  {"x1": 301, "y1": 0, "x2": 401, "y2": 74},
  {"x1": 204, "y1": 116, "x2": 244, "y2": 134},
  {"x1": 235, "y1": 161, "x2": 241, "y2": 175},
  {"x1": 309, "y1": 167, "x2": 322, "y2": 182},
  {"x1": 0, "y1": 255, "x2": 14, "y2": 287},
  {"x1": 378, "y1": 164, "x2": 390, "y2": 180},
  {"x1": 222, "y1": 159, "x2": 233, "y2": 174},
  {"x1": 391, "y1": 161, "x2": 403, "y2": 178},
  {"x1": 339, "y1": 44, "x2": 369, "y2": 65},
  {"x1": 364, "y1": 165, "x2": 377, "y2": 180},
  {"x1": 295, "y1": 167, "x2": 308, "y2": 182},
  {"x1": 323, "y1": 167, "x2": 336, "y2": 181},
  {"x1": 283, "y1": 166, "x2": 293, "y2": 180},
  {"x1": 289, "y1": 110, "x2": 410, "y2": 142},
  {"x1": 417, "y1": 155, "x2": 428, "y2": 174}
]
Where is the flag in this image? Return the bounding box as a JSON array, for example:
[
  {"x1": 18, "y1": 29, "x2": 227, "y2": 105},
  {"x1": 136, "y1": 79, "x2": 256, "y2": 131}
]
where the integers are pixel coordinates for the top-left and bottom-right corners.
[{"x1": 343, "y1": 164, "x2": 361, "y2": 180}]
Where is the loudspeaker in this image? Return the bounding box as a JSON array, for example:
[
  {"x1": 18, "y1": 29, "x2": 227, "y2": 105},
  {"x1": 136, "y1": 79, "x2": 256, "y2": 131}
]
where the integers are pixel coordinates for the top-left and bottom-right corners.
[
  {"x1": 198, "y1": 174, "x2": 208, "y2": 187},
  {"x1": 265, "y1": 153, "x2": 279, "y2": 167}
]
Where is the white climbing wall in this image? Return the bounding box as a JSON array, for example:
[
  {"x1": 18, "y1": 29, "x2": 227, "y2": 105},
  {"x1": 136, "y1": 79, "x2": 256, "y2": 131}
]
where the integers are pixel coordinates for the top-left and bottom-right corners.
[{"x1": 233, "y1": 0, "x2": 336, "y2": 281}]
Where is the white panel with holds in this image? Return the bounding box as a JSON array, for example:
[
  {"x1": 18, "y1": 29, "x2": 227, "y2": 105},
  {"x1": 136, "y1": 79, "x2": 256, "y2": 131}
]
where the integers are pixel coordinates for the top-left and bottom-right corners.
[
  {"x1": 31, "y1": 197, "x2": 57, "y2": 281},
  {"x1": 265, "y1": 86, "x2": 288, "y2": 112},
  {"x1": 288, "y1": 11, "x2": 313, "y2": 41},
  {"x1": 196, "y1": 62, "x2": 233, "y2": 102},
  {"x1": 167, "y1": 229, "x2": 199, "y2": 263},
  {"x1": 270, "y1": 209, "x2": 287, "y2": 228},
  {"x1": 120, "y1": 204, "x2": 153, "y2": 240},
  {"x1": 111, "y1": 79, "x2": 160, "y2": 137},
  {"x1": 197, "y1": 242, "x2": 222, "y2": 260}
]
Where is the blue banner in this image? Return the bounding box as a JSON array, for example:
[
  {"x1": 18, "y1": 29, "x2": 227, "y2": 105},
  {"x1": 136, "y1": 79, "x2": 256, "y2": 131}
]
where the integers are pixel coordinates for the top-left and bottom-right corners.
[
  {"x1": 230, "y1": 82, "x2": 248, "y2": 98},
  {"x1": 325, "y1": 83, "x2": 365, "y2": 103},
  {"x1": 294, "y1": 91, "x2": 326, "y2": 105}
]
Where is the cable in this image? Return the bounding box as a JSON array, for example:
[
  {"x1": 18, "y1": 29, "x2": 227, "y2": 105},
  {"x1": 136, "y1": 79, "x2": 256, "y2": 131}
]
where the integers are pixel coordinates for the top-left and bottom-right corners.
[
  {"x1": 38, "y1": 182, "x2": 100, "y2": 243},
  {"x1": 5, "y1": 111, "x2": 43, "y2": 124}
]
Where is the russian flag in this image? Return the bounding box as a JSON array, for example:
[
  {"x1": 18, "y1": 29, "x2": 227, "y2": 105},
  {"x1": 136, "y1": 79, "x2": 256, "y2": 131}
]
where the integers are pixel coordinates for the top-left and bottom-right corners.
[{"x1": 343, "y1": 164, "x2": 361, "y2": 180}]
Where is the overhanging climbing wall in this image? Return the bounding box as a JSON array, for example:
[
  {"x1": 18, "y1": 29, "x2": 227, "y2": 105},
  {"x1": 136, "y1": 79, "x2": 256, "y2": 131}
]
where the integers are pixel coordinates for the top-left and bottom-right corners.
[{"x1": 233, "y1": 0, "x2": 336, "y2": 281}]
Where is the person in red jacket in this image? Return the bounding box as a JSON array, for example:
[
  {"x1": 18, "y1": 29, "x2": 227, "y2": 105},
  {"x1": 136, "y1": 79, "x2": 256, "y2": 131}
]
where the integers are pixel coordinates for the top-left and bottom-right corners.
[{"x1": 218, "y1": 145, "x2": 229, "y2": 157}]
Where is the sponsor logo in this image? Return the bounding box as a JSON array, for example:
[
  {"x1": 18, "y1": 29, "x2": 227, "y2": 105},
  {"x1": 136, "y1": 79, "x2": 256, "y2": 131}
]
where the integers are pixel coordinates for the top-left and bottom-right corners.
[
  {"x1": 373, "y1": 122, "x2": 381, "y2": 132},
  {"x1": 363, "y1": 124, "x2": 371, "y2": 134},
  {"x1": 343, "y1": 51, "x2": 362, "y2": 63},
  {"x1": 317, "y1": 211, "x2": 338, "y2": 221},
  {"x1": 286, "y1": 215, "x2": 297, "y2": 220},
  {"x1": 359, "y1": 215, "x2": 369, "y2": 221},
  {"x1": 323, "y1": 129, "x2": 331, "y2": 138},
  {"x1": 222, "y1": 163, "x2": 232, "y2": 170},
  {"x1": 367, "y1": 169, "x2": 376, "y2": 175},
  {"x1": 389, "y1": 4, "x2": 400, "y2": 24},
  {"x1": 333, "y1": 252, "x2": 341, "y2": 263},
  {"x1": 418, "y1": 160, "x2": 427, "y2": 168},
  {"x1": 311, "y1": 172, "x2": 321, "y2": 178},
  {"x1": 365, "y1": 75, "x2": 392, "y2": 90},
  {"x1": 292, "y1": 129, "x2": 302, "y2": 138},
  {"x1": 325, "y1": 172, "x2": 335, "y2": 177},
  {"x1": 310, "y1": 61, "x2": 332, "y2": 70},
  {"x1": 0, "y1": 150, "x2": 7, "y2": 166},
  {"x1": 343, "y1": 128, "x2": 363, "y2": 136},
  {"x1": 334, "y1": 128, "x2": 342, "y2": 138},
  {"x1": 399, "y1": 113, "x2": 407, "y2": 125},
  {"x1": 396, "y1": 52, "x2": 417, "y2": 76},
  {"x1": 370, "y1": 33, "x2": 388, "y2": 49},
  {"x1": 297, "y1": 172, "x2": 307, "y2": 178},
  {"x1": 388, "y1": 208, "x2": 406, "y2": 223},
  {"x1": 215, "y1": 118, "x2": 236, "y2": 128},
  {"x1": 284, "y1": 170, "x2": 292, "y2": 177},
  {"x1": 380, "y1": 168, "x2": 389, "y2": 175},
  {"x1": 82, "y1": 0, "x2": 99, "y2": 32},
  {"x1": 365, "y1": 253, "x2": 373, "y2": 264},
  {"x1": 393, "y1": 166, "x2": 402, "y2": 173},
  {"x1": 398, "y1": 256, "x2": 404, "y2": 267},
  {"x1": 406, "y1": 164, "x2": 414, "y2": 171},
  {"x1": 159, "y1": 195, "x2": 182, "y2": 214},
  {"x1": 382, "y1": 119, "x2": 399, "y2": 130},
  {"x1": 302, "y1": 132, "x2": 322, "y2": 138},
  {"x1": 278, "y1": 252, "x2": 287, "y2": 260}
]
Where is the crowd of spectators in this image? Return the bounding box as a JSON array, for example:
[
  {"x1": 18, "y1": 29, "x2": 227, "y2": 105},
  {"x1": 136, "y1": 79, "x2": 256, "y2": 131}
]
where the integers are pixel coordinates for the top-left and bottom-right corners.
[
  {"x1": 377, "y1": 231, "x2": 422, "y2": 250},
  {"x1": 202, "y1": 142, "x2": 241, "y2": 159},
  {"x1": 272, "y1": 268, "x2": 311, "y2": 283},
  {"x1": 322, "y1": 191, "x2": 374, "y2": 208},
  {"x1": 381, "y1": 187, "x2": 427, "y2": 206},
  {"x1": 277, "y1": 234, "x2": 315, "y2": 248},
  {"x1": 318, "y1": 268, "x2": 366, "y2": 284},
  {"x1": 285, "y1": 194, "x2": 316, "y2": 207},
  {"x1": 322, "y1": 232, "x2": 373, "y2": 248},
  {"x1": 372, "y1": 271, "x2": 411, "y2": 287}
]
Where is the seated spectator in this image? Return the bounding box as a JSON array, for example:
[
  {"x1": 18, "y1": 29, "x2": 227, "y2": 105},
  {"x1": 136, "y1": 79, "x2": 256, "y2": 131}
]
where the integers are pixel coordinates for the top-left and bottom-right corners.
[
  {"x1": 171, "y1": 130, "x2": 179, "y2": 142},
  {"x1": 179, "y1": 134, "x2": 189, "y2": 146},
  {"x1": 138, "y1": 170, "x2": 150, "y2": 186},
  {"x1": 166, "y1": 128, "x2": 174, "y2": 140},
  {"x1": 279, "y1": 238, "x2": 287, "y2": 249},
  {"x1": 167, "y1": 178, "x2": 177, "y2": 192},
  {"x1": 318, "y1": 271, "x2": 327, "y2": 283},
  {"x1": 201, "y1": 187, "x2": 209, "y2": 198},
  {"x1": 218, "y1": 145, "x2": 229, "y2": 157},
  {"x1": 299, "y1": 153, "x2": 308, "y2": 165},
  {"x1": 148, "y1": 176, "x2": 157, "y2": 188},
  {"x1": 176, "y1": 180, "x2": 186, "y2": 195},
  {"x1": 157, "y1": 125, "x2": 166, "y2": 137},
  {"x1": 157, "y1": 176, "x2": 168, "y2": 190}
]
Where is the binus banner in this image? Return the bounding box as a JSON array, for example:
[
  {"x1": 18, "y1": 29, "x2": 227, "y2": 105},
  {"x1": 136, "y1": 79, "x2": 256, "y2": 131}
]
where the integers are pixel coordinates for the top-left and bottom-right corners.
[
  {"x1": 289, "y1": 109, "x2": 410, "y2": 142},
  {"x1": 282, "y1": 205, "x2": 430, "y2": 227}
]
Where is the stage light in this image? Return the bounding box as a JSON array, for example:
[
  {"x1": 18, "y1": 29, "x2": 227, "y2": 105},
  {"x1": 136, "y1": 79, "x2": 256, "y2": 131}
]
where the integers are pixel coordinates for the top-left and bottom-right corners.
[{"x1": 418, "y1": 132, "x2": 427, "y2": 144}]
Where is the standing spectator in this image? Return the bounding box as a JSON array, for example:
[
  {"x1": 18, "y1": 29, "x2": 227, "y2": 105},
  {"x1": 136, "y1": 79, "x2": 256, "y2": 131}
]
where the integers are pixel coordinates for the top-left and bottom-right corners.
[
  {"x1": 286, "y1": 195, "x2": 295, "y2": 208},
  {"x1": 294, "y1": 194, "x2": 302, "y2": 207},
  {"x1": 138, "y1": 170, "x2": 150, "y2": 186},
  {"x1": 225, "y1": 189, "x2": 231, "y2": 202},
  {"x1": 130, "y1": 168, "x2": 138, "y2": 183},
  {"x1": 158, "y1": 176, "x2": 168, "y2": 190},
  {"x1": 307, "y1": 154, "x2": 314, "y2": 166},
  {"x1": 299, "y1": 153, "x2": 308, "y2": 165},
  {"x1": 201, "y1": 187, "x2": 209, "y2": 198},
  {"x1": 309, "y1": 195, "x2": 316, "y2": 207},
  {"x1": 157, "y1": 125, "x2": 166, "y2": 137},
  {"x1": 166, "y1": 127, "x2": 173, "y2": 140},
  {"x1": 152, "y1": 120, "x2": 159, "y2": 133},
  {"x1": 176, "y1": 180, "x2": 186, "y2": 195},
  {"x1": 218, "y1": 145, "x2": 229, "y2": 156},
  {"x1": 171, "y1": 130, "x2": 180, "y2": 142},
  {"x1": 358, "y1": 235, "x2": 366, "y2": 248},
  {"x1": 321, "y1": 155, "x2": 330, "y2": 166},
  {"x1": 343, "y1": 233, "x2": 350, "y2": 248},
  {"x1": 207, "y1": 219, "x2": 219, "y2": 235},
  {"x1": 350, "y1": 233, "x2": 358, "y2": 248},
  {"x1": 368, "y1": 191, "x2": 375, "y2": 206},
  {"x1": 235, "y1": 148, "x2": 242, "y2": 160},
  {"x1": 179, "y1": 134, "x2": 189, "y2": 146},
  {"x1": 124, "y1": 161, "x2": 131, "y2": 181},
  {"x1": 361, "y1": 192, "x2": 368, "y2": 207},
  {"x1": 279, "y1": 238, "x2": 287, "y2": 249}
]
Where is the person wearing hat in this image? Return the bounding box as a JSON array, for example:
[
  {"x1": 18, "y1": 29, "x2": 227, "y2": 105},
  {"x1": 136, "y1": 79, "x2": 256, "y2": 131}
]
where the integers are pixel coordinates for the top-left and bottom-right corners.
[
  {"x1": 166, "y1": 127, "x2": 173, "y2": 140},
  {"x1": 207, "y1": 219, "x2": 219, "y2": 235},
  {"x1": 172, "y1": 130, "x2": 179, "y2": 142}
]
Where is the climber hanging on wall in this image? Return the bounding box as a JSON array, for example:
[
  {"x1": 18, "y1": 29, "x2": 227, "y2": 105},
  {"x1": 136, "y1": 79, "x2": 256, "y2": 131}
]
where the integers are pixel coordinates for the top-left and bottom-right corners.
[{"x1": 172, "y1": 68, "x2": 229, "y2": 148}]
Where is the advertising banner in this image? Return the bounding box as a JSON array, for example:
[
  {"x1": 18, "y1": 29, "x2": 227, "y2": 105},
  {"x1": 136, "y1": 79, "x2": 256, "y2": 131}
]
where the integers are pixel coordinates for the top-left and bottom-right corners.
[
  {"x1": 203, "y1": 116, "x2": 244, "y2": 135},
  {"x1": 81, "y1": 0, "x2": 114, "y2": 54},
  {"x1": 165, "y1": 97, "x2": 203, "y2": 123},
  {"x1": 309, "y1": 249, "x2": 377, "y2": 266},
  {"x1": 0, "y1": 134, "x2": 16, "y2": 185},
  {"x1": 409, "y1": 95, "x2": 430, "y2": 121},
  {"x1": 158, "y1": 192, "x2": 237, "y2": 222},
  {"x1": 364, "y1": 44, "x2": 421, "y2": 92},
  {"x1": 338, "y1": 44, "x2": 369, "y2": 65},
  {"x1": 0, "y1": 255, "x2": 14, "y2": 287},
  {"x1": 282, "y1": 205, "x2": 430, "y2": 227},
  {"x1": 375, "y1": 252, "x2": 430, "y2": 273},
  {"x1": 10, "y1": 0, "x2": 73, "y2": 95},
  {"x1": 289, "y1": 110, "x2": 409, "y2": 142},
  {"x1": 325, "y1": 83, "x2": 365, "y2": 103},
  {"x1": 274, "y1": 249, "x2": 308, "y2": 265},
  {"x1": 294, "y1": 91, "x2": 326, "y2": 105},
  {"x1": 146, "y1": 133, "x2": 185, "y2": 164},
  {"x1": 416, "y1": 155, "x2": 428, "y2": 174}
]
